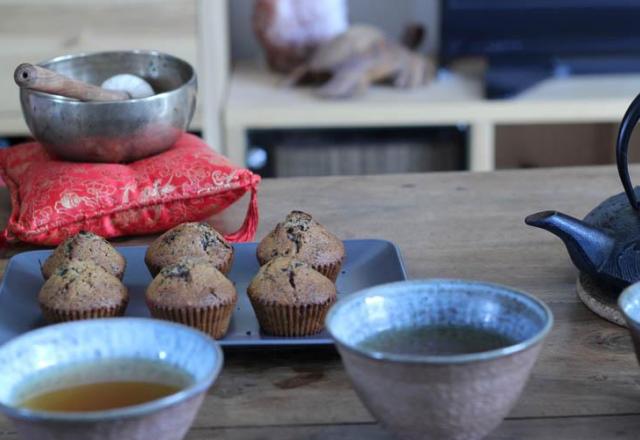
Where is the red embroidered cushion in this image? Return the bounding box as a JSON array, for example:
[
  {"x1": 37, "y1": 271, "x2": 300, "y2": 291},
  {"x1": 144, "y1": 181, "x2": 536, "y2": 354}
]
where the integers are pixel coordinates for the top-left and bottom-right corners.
[{"x1": 0, "y1": 134, "x2": 260, "y2": 246}]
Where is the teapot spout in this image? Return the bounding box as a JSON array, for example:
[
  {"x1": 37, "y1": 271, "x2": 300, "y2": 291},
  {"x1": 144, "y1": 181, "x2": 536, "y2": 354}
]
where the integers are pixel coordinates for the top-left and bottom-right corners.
[{"x1": 525, "y1": 210, "x2": 615, "y2": 275}]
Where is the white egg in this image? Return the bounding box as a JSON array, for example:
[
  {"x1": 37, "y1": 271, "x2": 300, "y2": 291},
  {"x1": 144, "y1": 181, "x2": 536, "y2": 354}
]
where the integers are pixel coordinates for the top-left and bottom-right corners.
[{"x1": 101, "y1": 74, "x2": 155, "y2": 99}]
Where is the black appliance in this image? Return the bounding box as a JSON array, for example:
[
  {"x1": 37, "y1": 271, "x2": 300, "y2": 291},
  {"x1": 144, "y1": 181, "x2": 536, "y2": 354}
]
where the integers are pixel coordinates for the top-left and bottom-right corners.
[{"x1": 441, "y1": 0, "x2": 640, "y2": 98}]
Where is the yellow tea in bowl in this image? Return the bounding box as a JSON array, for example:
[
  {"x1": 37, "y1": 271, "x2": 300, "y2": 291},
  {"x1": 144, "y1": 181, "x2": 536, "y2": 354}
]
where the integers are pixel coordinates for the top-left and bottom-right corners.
[
  {"x1": 16, "y1": 358, "x2": 191, "y2": 413},
  {"x1": 0, "y1": 318, "x2": 223, "y2": 440},
  {"x1": 21, "y1": 382, "x2": 180, "y2": 412}
]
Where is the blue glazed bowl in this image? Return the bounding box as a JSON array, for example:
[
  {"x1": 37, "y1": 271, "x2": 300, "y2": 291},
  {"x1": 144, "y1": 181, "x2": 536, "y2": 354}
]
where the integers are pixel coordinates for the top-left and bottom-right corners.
[
  {"x1": 326, "y1": 279, "x2": 553, "y2": 440},
  {"x1": 0, "y1": 318, "x2": 222, "y2": 440},
  {"x1": 618, "y1": 283, "x2": 640, "y2": 363}
]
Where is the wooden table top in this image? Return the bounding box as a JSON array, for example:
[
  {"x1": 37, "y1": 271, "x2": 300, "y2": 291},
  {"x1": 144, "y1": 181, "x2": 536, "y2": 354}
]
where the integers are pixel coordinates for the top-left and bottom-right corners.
[{"x1": 1, "y1": 166, "x2": 639, "y2": 439}]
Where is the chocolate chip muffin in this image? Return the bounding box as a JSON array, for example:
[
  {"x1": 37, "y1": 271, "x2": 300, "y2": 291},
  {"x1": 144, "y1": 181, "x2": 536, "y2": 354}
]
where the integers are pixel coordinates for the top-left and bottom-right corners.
[
  {"x1": 247, "y1": 256, "x2": 337, "y2": 336},
  {"x1": 145, "y1": 223, "x2": 234, "y2": 277},
  {"x1": 146, "y1": 258, "x2": 238, "y2": 339},
  {"x1": 257, "y1": 211, "x2": 344, "y2": 282},
  {"x1": 39, "y1": 260, "x2": 128, "y2": 323},
  {"x1": 41, "y1": 231, "x2": 126, "y2": 280}
]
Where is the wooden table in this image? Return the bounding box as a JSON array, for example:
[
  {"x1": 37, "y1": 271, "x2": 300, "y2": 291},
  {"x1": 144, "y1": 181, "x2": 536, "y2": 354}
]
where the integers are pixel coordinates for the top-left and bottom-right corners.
[{"x1": 1, "y1": 166, "x2": 639, "y2": 439}]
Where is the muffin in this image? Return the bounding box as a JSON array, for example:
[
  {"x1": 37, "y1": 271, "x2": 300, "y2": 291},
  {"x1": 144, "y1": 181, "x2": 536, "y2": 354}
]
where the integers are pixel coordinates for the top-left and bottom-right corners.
[
  {"x1": 257, "y1": 211, "x2": 345, "y2": 282},
  {"x1": 39, "y1": 260, "x2": 128, "y2": 323},
  {"x1": 41, "y1": 231, "x2": 126, "y2": 280},
  {"x1": 247, "y1": 256, "x2": 337, "y2": 336},
  {"x1": 145, "y1": 223, "x2": 234, "y2": 277},
  {"x1": 146, "y1": 258, "x2": 237, "y2": 339}
]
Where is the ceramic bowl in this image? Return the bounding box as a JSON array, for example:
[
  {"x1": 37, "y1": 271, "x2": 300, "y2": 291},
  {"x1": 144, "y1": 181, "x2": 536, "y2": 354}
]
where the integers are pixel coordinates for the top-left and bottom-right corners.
[
  {"x1": 0, "y1": 318, "x2": 222, "y2": 440},
  {"x1": 326, "y1": 279, "x2": 553, "y2": 440},
  {"x1": 618, "y1": 283, "x2": 640, "y2": 363}
]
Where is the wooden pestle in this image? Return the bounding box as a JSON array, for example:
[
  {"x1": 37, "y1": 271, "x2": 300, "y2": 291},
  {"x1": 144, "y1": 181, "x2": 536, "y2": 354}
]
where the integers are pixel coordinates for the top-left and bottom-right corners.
[{"x1": 14, "y1": 63, "x2": 129, "y2": 101}]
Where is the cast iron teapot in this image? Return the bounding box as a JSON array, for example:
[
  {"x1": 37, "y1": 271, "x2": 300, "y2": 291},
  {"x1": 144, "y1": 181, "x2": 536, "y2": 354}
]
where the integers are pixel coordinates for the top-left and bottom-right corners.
[{"x1": 526, "y1": 93, "x2": 640, "y2": 290}]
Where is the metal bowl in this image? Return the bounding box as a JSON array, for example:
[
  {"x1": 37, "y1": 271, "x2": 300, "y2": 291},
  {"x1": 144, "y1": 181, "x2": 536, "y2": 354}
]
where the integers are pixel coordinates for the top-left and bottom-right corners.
[{"x1": 20, "y1": 50, "x2": 197, "y2": 163}]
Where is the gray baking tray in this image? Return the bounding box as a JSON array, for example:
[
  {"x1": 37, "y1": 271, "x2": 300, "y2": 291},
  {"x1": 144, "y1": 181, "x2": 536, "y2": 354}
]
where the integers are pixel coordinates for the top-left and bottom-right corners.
[{"x1": 0, "y1": 239, "x2": 406, "y2": 347}]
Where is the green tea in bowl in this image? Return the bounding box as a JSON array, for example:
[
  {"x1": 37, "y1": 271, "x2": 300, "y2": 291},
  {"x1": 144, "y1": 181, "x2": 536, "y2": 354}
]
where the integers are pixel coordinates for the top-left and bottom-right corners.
[{"x1": 358, "y1": 325, "x2": 517, "y2": 356}]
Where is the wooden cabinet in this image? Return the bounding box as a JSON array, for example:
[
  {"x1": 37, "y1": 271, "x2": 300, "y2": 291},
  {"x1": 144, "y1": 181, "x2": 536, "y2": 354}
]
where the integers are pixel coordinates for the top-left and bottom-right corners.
[
  {"x1": 248, "y1": 127, "x2": 466, "y2": 177},
  {"x1": 2, "y1": 0, "x2": 637, "y2": 171}
]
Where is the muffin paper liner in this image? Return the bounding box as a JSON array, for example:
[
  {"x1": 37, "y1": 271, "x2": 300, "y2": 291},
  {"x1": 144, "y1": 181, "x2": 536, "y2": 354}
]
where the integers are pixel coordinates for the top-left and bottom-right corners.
[
  {"x1": 40, "y1": 301, "x2": 128, "y2": 324},
  {"x1": 147, "y1": 300, "x2": 237, "y2": 339},
  {"x1": 249, "y1": 297, "x2": 336, "y2": 337},
  {"x1": 312, "y1": 260, "x2": 343, "y2": 283}
]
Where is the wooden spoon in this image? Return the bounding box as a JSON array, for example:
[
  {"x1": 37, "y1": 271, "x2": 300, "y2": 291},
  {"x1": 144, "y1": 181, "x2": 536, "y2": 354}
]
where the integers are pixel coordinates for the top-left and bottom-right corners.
[{"x1": 15, "y1": 63, "x2": 131, "y2": 101}]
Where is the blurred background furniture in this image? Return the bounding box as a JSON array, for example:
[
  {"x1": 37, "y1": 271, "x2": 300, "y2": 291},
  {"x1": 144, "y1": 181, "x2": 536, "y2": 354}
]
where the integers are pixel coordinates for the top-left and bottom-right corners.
[
  {"x1": 2, "y1": 0, "x2": 640, "y2": 176},
  {"x1": 0, "y1": 0, "x2": 227, "y2": 150}
]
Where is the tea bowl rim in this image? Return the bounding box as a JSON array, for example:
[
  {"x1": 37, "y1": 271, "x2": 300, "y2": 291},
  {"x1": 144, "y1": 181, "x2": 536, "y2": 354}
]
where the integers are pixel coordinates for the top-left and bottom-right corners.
[
  {"x1": 0, "y1": 317, "x2": 223, "y2": 422},
  {"x1": 326, "y1": 279, "x2": 553, "y2": 365},
  {"x1": 618, "y1": 283, "x2": 640, "y2": 325}
]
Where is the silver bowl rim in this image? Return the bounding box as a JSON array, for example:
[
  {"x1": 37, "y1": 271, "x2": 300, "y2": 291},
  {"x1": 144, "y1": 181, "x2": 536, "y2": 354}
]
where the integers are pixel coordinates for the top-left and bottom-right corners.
[
  {"x1": 21, "y1": 49, "x2": 196, "y2": 105},
  {"x1": 0, "y1": 317, "x2": 222, "y2": 422},
  {"x1": 325, "y1": 279, "x2": 554, "y2": 365}
]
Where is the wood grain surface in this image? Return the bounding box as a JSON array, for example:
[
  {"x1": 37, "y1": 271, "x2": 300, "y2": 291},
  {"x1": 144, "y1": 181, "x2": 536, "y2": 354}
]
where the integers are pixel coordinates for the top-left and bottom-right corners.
[{"x1": 1, "y1": 166, "x2": 640, "y2": 438}]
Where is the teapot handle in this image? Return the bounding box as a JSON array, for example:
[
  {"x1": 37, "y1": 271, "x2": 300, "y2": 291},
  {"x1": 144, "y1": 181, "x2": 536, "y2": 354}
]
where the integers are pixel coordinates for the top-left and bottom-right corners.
[{"x1": 617, "y1": 92, "x2": 640, "y2": 210}]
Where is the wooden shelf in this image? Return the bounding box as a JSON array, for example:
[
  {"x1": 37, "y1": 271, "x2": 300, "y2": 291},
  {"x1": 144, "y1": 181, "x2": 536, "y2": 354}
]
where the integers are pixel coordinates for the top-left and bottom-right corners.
[
  {"x1": 0, "y1": 112, "x2": 26, "y2": 137},
  {"x1": 224, "y1": 65, "x2": 640, "y2": 170},
  {"x1": 225, "y1": 64, "x2": 484, "y2": 128}
]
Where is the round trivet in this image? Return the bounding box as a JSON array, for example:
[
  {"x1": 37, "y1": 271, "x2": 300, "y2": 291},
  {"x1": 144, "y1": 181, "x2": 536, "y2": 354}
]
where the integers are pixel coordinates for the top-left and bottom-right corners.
[{"x1": 576, "y1": 273, "x2": 626, "y2": 327}]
